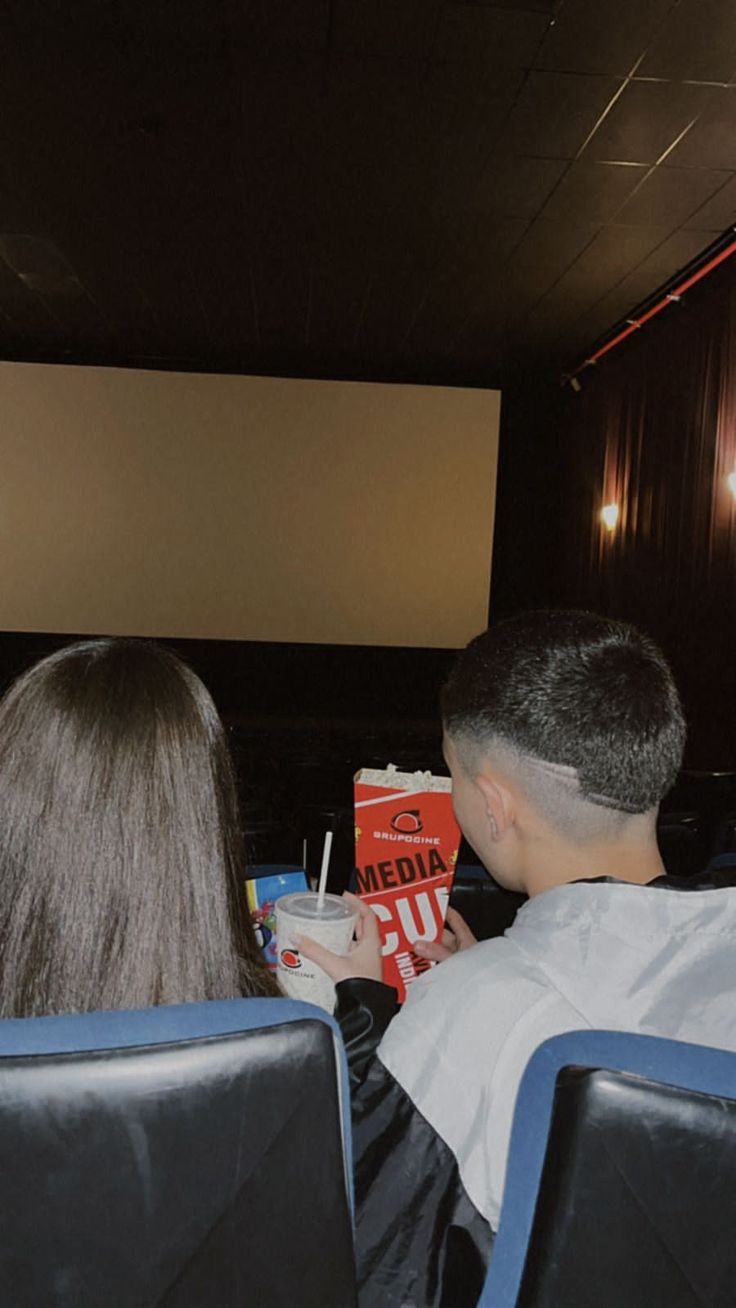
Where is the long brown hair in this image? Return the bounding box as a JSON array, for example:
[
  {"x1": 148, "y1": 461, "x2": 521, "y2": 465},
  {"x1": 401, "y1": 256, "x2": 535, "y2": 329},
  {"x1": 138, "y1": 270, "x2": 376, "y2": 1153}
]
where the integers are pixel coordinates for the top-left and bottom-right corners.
[{"x1": 0, "y1": 638, "x2": 279, "y2": 1017}]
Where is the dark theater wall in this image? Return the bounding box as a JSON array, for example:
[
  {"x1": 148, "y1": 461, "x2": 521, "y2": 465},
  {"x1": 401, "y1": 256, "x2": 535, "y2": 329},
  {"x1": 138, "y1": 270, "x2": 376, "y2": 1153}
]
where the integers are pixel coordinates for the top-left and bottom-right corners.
[
  {"x1": 0, "y1": 631, "x2": 454, "y2": 735},
  {"x1": 0, "y1": 631, "x2": 455, "y2": 878},
  {"x1": 491, "y1": 258, "x2": 736, "y2": 771}
]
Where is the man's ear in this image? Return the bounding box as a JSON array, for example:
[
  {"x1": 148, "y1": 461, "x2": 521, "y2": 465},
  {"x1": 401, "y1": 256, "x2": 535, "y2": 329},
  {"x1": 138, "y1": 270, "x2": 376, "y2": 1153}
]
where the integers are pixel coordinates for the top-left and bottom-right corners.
[{"x1": 475, "y1": 773, "x2": 514, "y2": 840}]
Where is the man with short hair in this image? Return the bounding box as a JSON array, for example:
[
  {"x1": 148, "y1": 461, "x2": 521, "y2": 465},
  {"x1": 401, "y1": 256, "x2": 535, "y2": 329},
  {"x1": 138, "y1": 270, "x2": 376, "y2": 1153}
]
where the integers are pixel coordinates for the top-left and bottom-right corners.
[{"x1": 304, "y1": 611, "x2": 736, "y2": 1308}]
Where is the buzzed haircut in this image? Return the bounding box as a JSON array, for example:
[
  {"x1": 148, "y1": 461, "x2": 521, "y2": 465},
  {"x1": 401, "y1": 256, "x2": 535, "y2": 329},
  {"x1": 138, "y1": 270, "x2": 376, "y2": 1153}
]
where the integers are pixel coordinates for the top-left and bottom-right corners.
[{"x1": 442, "y1": 610, "x2": 685, "y2": 820}]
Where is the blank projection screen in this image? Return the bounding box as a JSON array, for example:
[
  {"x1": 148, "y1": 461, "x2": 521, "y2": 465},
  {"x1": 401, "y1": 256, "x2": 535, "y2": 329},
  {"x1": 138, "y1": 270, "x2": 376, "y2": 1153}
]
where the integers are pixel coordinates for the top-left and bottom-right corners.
[{"x1": 0, "y1": 363, "x2": 500, "y2": 648}]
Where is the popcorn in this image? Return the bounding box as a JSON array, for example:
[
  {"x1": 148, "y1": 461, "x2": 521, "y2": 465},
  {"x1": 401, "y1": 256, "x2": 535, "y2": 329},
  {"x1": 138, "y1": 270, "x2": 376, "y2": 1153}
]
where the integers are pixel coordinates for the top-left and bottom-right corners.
[{"x1": 354, "y1": 766, "x2": 460, "y2": 1001}]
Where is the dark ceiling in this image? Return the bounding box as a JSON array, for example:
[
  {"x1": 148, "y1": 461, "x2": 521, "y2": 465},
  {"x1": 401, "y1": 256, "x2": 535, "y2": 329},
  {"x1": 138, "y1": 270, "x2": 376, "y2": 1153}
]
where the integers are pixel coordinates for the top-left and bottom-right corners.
[{"x1": 1, "y1": 0, "x2": 736, "y2": 388}]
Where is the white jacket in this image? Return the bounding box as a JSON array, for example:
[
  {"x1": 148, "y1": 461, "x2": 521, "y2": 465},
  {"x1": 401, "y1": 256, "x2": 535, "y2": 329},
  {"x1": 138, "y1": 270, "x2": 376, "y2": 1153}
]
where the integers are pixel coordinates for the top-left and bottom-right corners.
[{"x1": 378, "y1": 878, "x2": 736, "y2": 1232}]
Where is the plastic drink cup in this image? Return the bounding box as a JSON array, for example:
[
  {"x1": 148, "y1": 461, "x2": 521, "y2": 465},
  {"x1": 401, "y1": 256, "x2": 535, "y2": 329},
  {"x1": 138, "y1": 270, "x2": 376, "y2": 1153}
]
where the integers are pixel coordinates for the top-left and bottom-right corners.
[{"x1": 275, "y1": 891, "x2": 357, "y2": 1011}]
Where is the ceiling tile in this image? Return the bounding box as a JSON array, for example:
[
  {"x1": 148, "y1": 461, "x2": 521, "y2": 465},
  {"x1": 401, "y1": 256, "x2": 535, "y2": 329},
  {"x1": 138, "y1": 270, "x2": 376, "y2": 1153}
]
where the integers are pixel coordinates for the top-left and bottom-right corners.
[
  {"x1": 614, "y1": 166, "x2": 732, "y2": 229},
  {"x1": 451, "y1": 215, "x2": 531, "y2": 270},
  {"x1": 325, "y1": 56, "x2": 423, "y2": 134},
  {"x1": 683, "y1": 174, "x2": 736, "y2": 231},
  {"x1": 638, "y1": 0, "x2": 736, "y2": 82},
  {"x1": 583, "y1": 79, "x2": 715, "y2": 165},
  {"x1": 445, "y1": 0, "x2": 556, "y2": 12},
  {"x1": 471, "y1": 155, "x2": 567, "y2": 217},
  {"x1": 420, "y1": 64, "x2": 527, "y2": 161},
  {"x1": 510, "y1": 217, "x2": 602, "y2": 301},
  {"x1": 568, "y1": 228, "x2": 720, "y2": 356},
  {"x1": 503, "y1": 71, "x2": 623, "y2": 158},
  {"x1": 540, "y1": 160, "x2": 648, "y2": 223},
  {"x1": 324, "y1": 120, "x2": 488, "y2": 217},
  {"x1": 319, "y1": 203, "x2": 460, "y2": 273},
  {"x1": 521, "y1": 222, "x2": 676, "y2": 327},
  {"x1": 237, "y1": 59, "x2": 324, "y2": 153},
  {"x1": 561, "y1": 311, "x2": 630, "y2": 364},
  {"x1": 333, "y1": 0, "x2": 442, "y2": 58},
  {"x1": 665, "y1": 87, "x2": 736, "y2": 169},
  {"x1": 0, "y1": 0, "x2": 733, "y2": 383},
  {"x1": 432, "y1": 4, "x2": 552, "y2": 66},
  {"x1": 537, "y1": 224, "x2": 671, "y2": 302},
  {"x1": 229, "y1": 0, "x2": 331, "y2": 56},
  {"x1": 407, "y1": 215, "x2": 530, "y2": 335},
  {"x1": 422, "y1": 56, "x2": 523, "y2": 114},
  {"x1": 631, "y1": 227, "x2": 721, "y2": 286},
  {"x1": 421, "y1": 216, "x2": 531, "y2": 345},
  {"x1": 523, "y1": 286, "x2": 598, "y2": 344},
  {"x1": 534, "y1": 0, "x2": 674, "y2": 76}
]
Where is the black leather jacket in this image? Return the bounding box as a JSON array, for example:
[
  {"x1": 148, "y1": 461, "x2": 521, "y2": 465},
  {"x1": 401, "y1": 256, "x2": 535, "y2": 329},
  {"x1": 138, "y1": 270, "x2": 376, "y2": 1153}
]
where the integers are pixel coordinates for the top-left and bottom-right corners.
[{"x1": 335, "y1": 978, "x2": 492, "y2": 1308}]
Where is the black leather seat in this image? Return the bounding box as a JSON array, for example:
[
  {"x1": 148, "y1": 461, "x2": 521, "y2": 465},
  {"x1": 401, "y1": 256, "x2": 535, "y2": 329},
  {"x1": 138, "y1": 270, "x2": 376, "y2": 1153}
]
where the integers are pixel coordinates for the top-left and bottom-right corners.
[
  {"x1": 479, "y1": 1030, "x2": 736, "y2": 1308},
  {"x1": 0, "y1": 997, "x2": 356, "y2": 1308},
  {"x1": 662, "y1": 771, "x2": 736, "y2": 862},
  {"x1": 450, "y1": 866, "x2": 527, "y2": 939},
  {"x1": 656, "y1": 810, "x2": 709, "y2": 877}
]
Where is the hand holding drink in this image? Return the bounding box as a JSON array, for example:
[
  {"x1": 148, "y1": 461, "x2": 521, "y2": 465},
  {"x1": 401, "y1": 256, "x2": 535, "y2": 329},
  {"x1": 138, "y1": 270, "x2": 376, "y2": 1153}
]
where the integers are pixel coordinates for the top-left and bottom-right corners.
[
  {"x1": 275, "y1": 890, "x2": 358, "y2": 1010},
  {"x1": 296, "y1": 892, "x2": 384, "y2": 984},
  {"x1": 298, "y1": 897, "x2": 475, "y2": 989},
  {"x1": 274, "y1": 785, "x2": 475, "y2": 1006},
  {"x1": 275, "y1": 832, "x2": 373, "y2": 1011}
]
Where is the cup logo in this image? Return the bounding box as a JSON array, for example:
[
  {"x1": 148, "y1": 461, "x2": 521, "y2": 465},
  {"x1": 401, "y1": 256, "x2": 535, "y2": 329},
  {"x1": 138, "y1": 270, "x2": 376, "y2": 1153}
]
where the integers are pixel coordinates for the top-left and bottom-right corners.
[
  {"x1": 280, "y1": 948, "x2": 302, "y2": 970},
  {"x1": 390, "y1": 809, "x2": 423, "y2": 835}
]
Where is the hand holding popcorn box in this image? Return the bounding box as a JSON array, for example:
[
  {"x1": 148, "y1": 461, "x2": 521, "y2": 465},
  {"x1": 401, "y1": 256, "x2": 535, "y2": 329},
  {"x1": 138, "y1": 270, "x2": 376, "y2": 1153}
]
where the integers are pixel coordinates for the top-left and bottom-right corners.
[{"x1": 354, "y1": 765, "x2": 460, "y2": 1001}]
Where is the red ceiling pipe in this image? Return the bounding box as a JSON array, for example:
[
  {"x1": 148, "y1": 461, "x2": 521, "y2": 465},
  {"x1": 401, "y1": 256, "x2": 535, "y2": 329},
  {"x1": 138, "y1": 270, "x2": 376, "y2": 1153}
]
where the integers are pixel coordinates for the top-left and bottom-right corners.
[{"x1": 568, "y1": 234, "x2": 736, "y2": 381}]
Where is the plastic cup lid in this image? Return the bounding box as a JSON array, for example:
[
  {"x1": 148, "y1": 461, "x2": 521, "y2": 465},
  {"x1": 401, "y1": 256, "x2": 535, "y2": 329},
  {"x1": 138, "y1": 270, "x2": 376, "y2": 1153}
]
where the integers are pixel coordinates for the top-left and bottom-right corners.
[{"x1": 278, "y1": 892, "x2": 355, "y2": 922}]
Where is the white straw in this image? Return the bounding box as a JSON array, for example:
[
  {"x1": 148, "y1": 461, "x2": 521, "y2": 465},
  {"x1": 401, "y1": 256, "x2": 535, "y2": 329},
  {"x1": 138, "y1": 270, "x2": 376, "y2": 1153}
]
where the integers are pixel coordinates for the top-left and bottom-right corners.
[
  {"x1": 316, "y1": 831, "x2": 333, "y2": 909},
  {"x1": 302, "y1": 837, "x2": 307, "y2": 872}
]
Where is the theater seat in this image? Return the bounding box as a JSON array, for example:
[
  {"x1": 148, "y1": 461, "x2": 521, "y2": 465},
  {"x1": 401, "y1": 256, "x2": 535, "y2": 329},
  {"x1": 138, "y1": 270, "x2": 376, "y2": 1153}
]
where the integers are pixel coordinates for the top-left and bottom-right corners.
[
  {"x1": 710, "y1": 811, "x2": 736, "y2": 858},
  {"x1": 450, "y1": 866, "x2": 527, "y2": 940},
  {"x1": 0, "y1": 998, "x2": 356, "y2": 1308},
  {"x1": 479, "y1": 1030, "x2": 736, "y2": 1308},
  {"x1": 656, "y1": 810, "x2": 709, "y2": 878}
]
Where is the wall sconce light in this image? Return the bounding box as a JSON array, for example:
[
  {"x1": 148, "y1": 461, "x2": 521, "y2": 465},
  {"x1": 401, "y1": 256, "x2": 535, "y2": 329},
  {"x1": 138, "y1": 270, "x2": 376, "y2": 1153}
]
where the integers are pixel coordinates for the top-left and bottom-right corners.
[
  {"x1": 728, "y1": 471, "x2": 736, "y2": 499},
  {"x1": 600, "y1": 503, "x2": 619, "y2": 532}
]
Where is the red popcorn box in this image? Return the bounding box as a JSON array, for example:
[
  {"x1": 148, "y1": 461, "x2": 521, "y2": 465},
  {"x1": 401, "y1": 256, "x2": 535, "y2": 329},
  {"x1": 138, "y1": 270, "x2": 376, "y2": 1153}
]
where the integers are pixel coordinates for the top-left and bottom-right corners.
[{"x1": 354, "y1": 765, "x2": 460, "y2": 1001}]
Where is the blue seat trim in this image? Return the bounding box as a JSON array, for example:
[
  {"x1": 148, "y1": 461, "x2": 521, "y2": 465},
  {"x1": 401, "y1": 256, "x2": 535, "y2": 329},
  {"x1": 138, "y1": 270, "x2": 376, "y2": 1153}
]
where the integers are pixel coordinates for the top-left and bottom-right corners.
[
  {"x1": 455, "y1": 864, "x2": 491, "y2": 881},
  {"x1": 478, "y1": 1029, "x2": 736, "y2": 1307},
  {"x1": 248, "y1": 863, "x2": 307, "y2": 880},
  {"x1": 0, "y1": 996, "x2": 354, "y2": 1216},
  {"x1": 707, "y1": 852, "x2": 736, "y2": 871},
  {"x1": 0, "y1": 996, "x2": 330, "y2": 1054}
]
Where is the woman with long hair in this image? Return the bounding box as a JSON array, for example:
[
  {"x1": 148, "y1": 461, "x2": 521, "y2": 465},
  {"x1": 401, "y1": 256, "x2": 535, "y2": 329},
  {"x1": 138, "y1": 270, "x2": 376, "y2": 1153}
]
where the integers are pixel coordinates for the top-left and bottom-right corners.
[{"x1": 0, "y1": 637, "x2": 279, "y2": 1017}]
